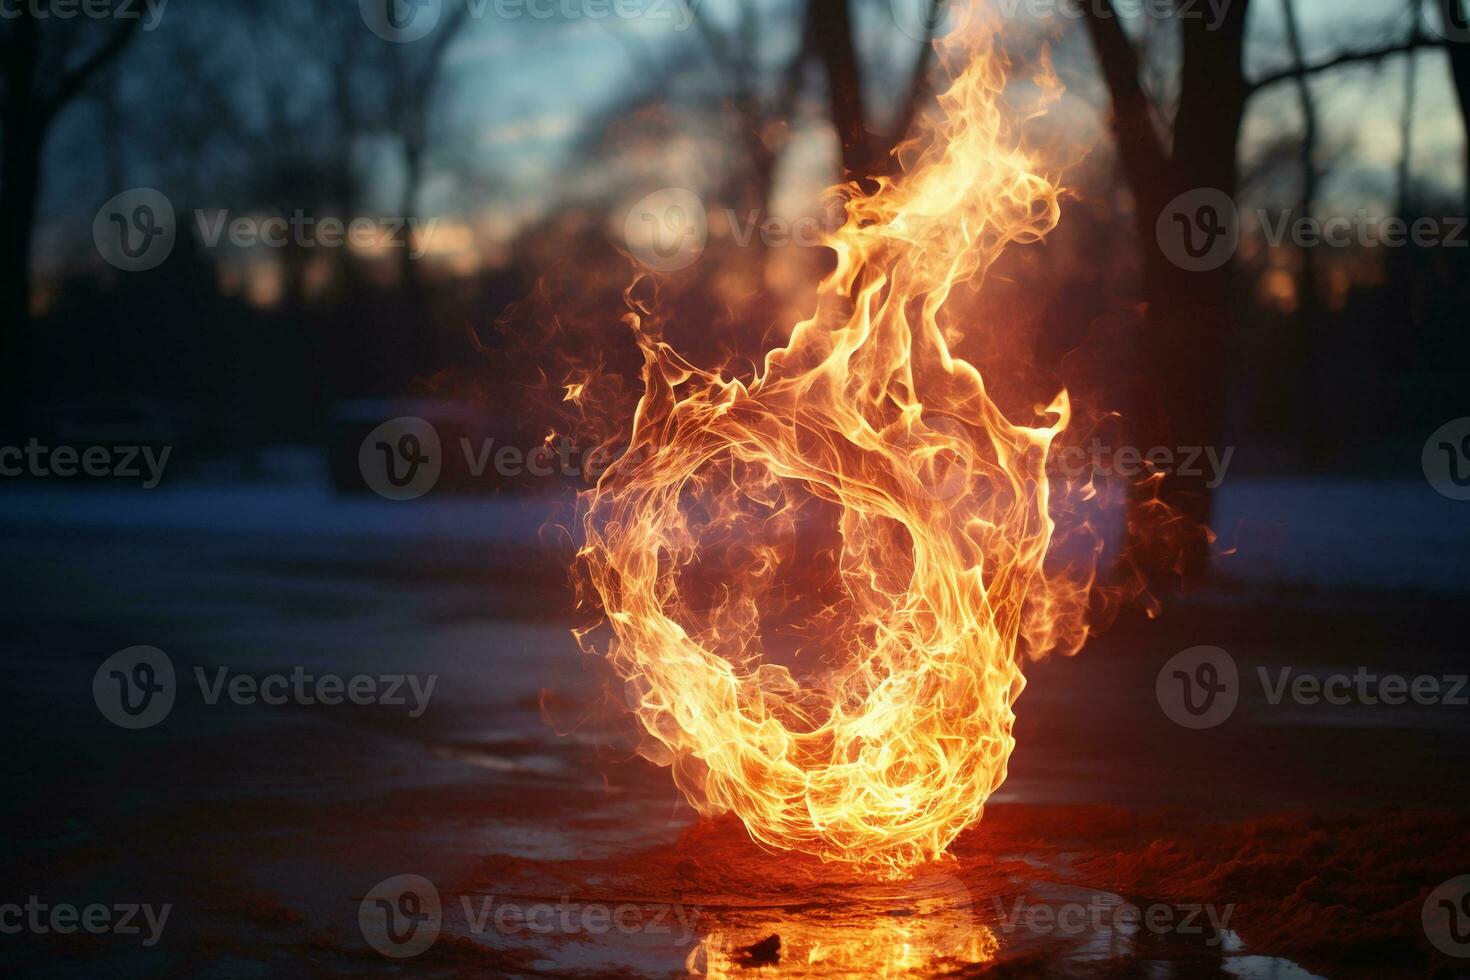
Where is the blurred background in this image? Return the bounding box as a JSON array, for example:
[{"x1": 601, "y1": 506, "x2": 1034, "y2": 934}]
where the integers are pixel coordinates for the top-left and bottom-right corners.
[
  {"x1": 3, "y1": 0, "x2": 1468, "y2": 480},
  {"x1": 3, "y1": 1, "x2": 1470, "y2": 977}
]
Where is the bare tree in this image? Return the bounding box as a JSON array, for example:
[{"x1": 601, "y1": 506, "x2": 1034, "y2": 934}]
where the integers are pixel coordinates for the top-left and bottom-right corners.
[
  {"x1": 1399, "y1": 2, "x2": 1424, "y2": 217},
  {"x1": 682, "y1": 0, "x2": 810, "y2": 218},
  {"x1": 1440, "y1": 0, "x2": 1470, "y2": 212},
  {"x1": 806, "y1": 0, "x2": 946, "y2": 180},
  {"x1": 1078, "y1": 0, "x2": 1252, "y2": 550},
  {"x1": 156, "y1": 1, "x2": 362, "y2": 309},
  {"x1": 0, "y1": 10, "x2": 142, "y2": 334},
  {"x1": 1076, "y1": 0, "x2": 1470, "y2": 540},
  {"x1": 1280, "y1": 0, "x2": 1319, "y2": 307},
  {"x1": 674, "y1": 0, "x2": 945, "y2": 197},
  {"x1": 141, "y1": 0, "x2": 473, "y2": 305},
  {"x1": 376, "y1": 1, "x2": 473, "y2": 294},
  {"x1": 1277, "y1": 0, "x2": 1325, "y2": 464}
]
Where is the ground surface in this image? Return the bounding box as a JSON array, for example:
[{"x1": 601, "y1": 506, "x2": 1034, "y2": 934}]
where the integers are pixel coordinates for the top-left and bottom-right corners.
[{"x1": 1, "y1": 470, "x2": 1467, "y2": 977}]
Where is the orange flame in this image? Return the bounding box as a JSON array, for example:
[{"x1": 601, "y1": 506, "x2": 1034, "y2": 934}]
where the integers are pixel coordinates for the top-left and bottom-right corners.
[{"x1": 574, "y1": 31, "x2": 1097, "y2": 876}]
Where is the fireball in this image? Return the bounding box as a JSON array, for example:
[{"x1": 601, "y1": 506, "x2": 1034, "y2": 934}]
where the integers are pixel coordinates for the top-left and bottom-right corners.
[{"x1": 574, "y1": 30, "x2": 1095, "y2": 876}]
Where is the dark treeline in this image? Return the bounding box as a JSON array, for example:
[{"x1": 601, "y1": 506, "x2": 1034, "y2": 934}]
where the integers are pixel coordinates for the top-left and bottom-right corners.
[{"x1": 1, "y1": 0, "x2": 1467, "y2": 489}]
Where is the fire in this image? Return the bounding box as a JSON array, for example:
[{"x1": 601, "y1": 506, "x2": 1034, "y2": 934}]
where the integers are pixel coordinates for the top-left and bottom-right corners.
[{"x1": 574, "y1": 31, "x2": 1096, "y2": 876}]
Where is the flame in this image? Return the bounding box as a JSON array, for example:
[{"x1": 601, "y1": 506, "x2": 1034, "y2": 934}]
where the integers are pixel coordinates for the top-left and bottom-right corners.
[{"x1": 574, "y1": 31, "x2": 1096, "y2": 876}]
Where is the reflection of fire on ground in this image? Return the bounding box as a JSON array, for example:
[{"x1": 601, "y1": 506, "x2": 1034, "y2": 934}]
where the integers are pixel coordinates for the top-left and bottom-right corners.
[
  {"x1": 688, "y1": 868, "x2": 996, "y2": 978},
  {"x1": 465, "y1": 796, "x2": 1468, "y2": 978}
]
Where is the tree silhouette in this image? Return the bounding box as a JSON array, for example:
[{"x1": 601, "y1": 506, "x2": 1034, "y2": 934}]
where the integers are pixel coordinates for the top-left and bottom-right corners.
[{"x1": 0, "y1": 8, "x2": 142, "y2": 405}]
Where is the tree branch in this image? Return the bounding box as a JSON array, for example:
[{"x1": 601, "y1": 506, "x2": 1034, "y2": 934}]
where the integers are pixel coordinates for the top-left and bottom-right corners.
[
  {"x1": 1249, "y1": 36, "x2": 1447, "y2": 93},
  {"x1": 42, "y1": 17, "x2": 142, "y2": 120},
  {"x1": 809, "y1": 0, "x2": 871, "y2": 176},
  {"x1": 888, "y1": 0, "x2": 943, "y2": 156},
  {"x1": 1076, "y1": 0, "x2": 1169, "y2": 190}
]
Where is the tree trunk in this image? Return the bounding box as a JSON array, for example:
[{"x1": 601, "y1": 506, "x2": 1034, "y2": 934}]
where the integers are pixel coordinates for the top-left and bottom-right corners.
[
  {"x1": 1147, "y1": 5, "x2": 1251, "y2": 546},
  {"x1": 1283, "y1": 0, "x2": 1324, "y2": 466},
  {"x1": 1441, "y1": 1, "x2": 1470, "y2": 213},
  {"x1": 809, "y1": 0, "x2": 872, "y2": 178},
  {"x1": 1081, "y1": 0, "x2": 1252, "y2": 577},
  {"x1": 0, "y1": 116, "x2": 42, "y2": 334},
  {"x1": 1, "y1": 10, "x2": 40, "y2": 322},
  {"x1": 1079, "y1": 4, "x2": 1172, "y2": 269},
  {"x1": 398, "y1": 140, "x2": 424, "y2": 297},
  {"x1": 1, "y1": 11, "x2": 139, "y2": 420},
  {"x1": 0, "y1": 18, "x2": 42, "y2": 421},
  {"x1": 330, "y1": 41, "x2": 364, "y2": 296}
]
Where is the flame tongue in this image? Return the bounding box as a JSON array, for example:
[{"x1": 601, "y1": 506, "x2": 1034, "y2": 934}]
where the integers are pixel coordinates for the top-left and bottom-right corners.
[{"x1": 577, "y1": 35, "x2": 1088, "y2": 876}]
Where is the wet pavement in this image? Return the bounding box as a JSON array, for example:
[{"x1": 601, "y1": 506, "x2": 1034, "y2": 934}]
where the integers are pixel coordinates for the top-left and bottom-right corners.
[{"x1": 1, "y1": 477, "x2": 1467, "y2": 977}]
